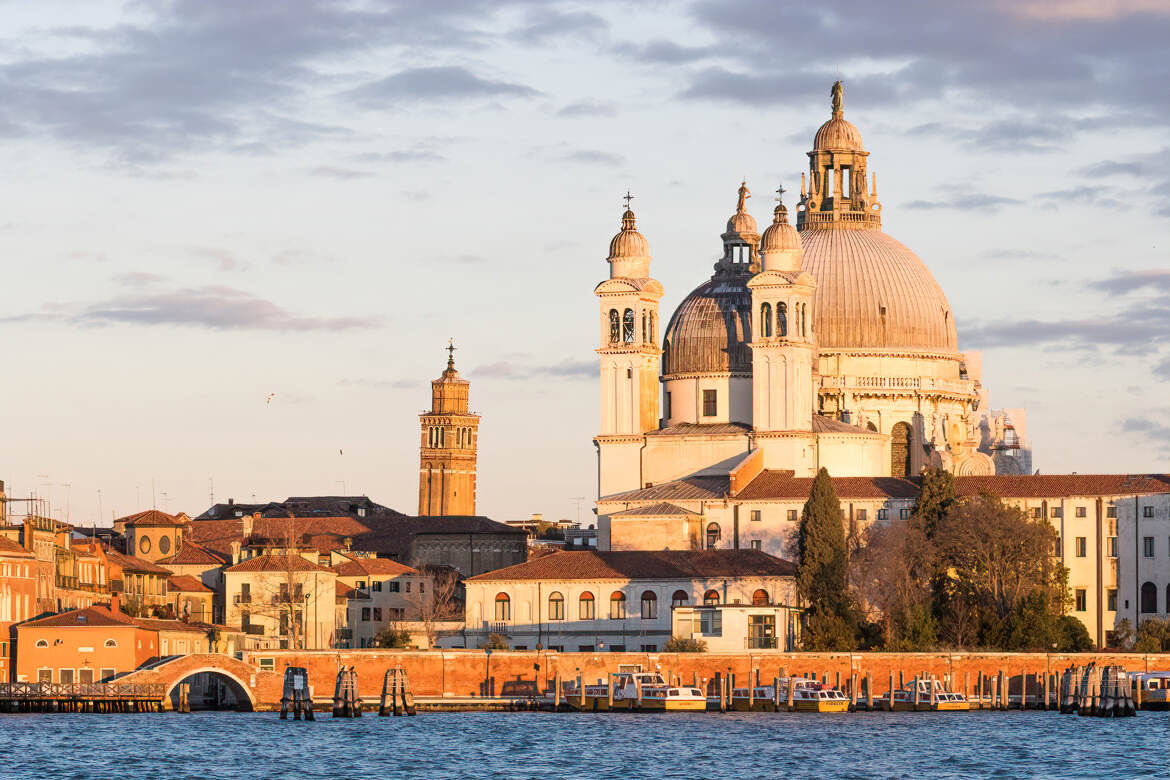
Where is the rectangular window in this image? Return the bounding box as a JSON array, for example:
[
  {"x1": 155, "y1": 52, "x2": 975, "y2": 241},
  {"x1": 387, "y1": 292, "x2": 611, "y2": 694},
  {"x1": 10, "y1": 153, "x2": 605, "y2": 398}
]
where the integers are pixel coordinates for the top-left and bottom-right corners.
[
  {"x1": 405, "y1": 582, "x2": 411, "y2": 593},
  {"x1": 640, "y1": 644, "x2": 657, "y2": 652},
  {"x1": 1075, "y1": 537, "x2": 1087, "y2": 558},
  {"x1": 577, "y1": 645, "x2": 594, "y2": 653},
  {"x1": 1144, "y1": 537, "x2": 1155, "y2": 558},
  {"x1": 1075, "y1": 506, "x2": 1086, "y2": 518},
  {"x1": 750, "y1": 539, "x2": 762, "y2": 551},
  {"x1": 702, "y1": 389, "x2": 717, "y2": 417},
  {"x1": 698, "y1": 610, "x2": 723, "y2": 637},
  {"x1": 750, "y1": 510, "x2": 761, "y2": 523},
  {"x1": 1144, "y1": 506, "x2": 1155, "y2": 518},
  {"x1": 1075, "y1": 589, "x2": 1087, "y2": 612},
  {"x1": 1107, "y1": 505, "x2": 1117, "y2": 518},
  {"x1": 78, "y1": 668, "x2": 94, "y2": 684},
  {"x1": 388, "y1": 582, "x2": 400, "y2": 592},
  {"x1": 787, "y1": 509, "x2": 798, "y2": 522},
  {"x1": 548, "y1": 645, "x2": 563, "y2": 652},
  {"x1": 240, "y1": 583, "x2": 250, "y2": 603},
  {"x1": 664, "y1": 392, "x2": 671, "y2": 419},
  {"x1": 1107, "y1": 589, "x2": 1118, "y2": 612},
  {"x1": 59, "y1": 669, "x2": 74, "y2": 684},
  {"x1": 877, "y1": 509, "x2": 888, "y2": 522},
  {"x1": 1051, "y1": 506, "x2": 1063, "y2": 519},
  {"x1": 258, "y1": 657, "x2": 275, "y2": 671},
  {"x1": 856, "y1": 509, "x2": 867, "y2": 523},
  {"x1": 899, "y1": 509, "x2": 910, "y2": 520},
  {"x1": 1108, "y1": 537, "x2": 1118, "y2": 557},
  {"x1": 372, "y1": 581, "x2": 382, "y2": 592},
  {"x1": 38, "y1": 668, "x2": 52, "y2": 683},
  {"x1": 1032, "y1": 507, "x2": 1042, "y2": 519},
  {"x1": 608, "y1": 645, "x2": 626, "y2": 652},
  {"x1": 99, "y1": 668, "x2": 116, "y2": 682},
  {"x1": 373, "y1": 608, "x2": 382, "y2": 622},
  {"x1": 362, "y1": 607, "x2": 371, "y2": 621}
]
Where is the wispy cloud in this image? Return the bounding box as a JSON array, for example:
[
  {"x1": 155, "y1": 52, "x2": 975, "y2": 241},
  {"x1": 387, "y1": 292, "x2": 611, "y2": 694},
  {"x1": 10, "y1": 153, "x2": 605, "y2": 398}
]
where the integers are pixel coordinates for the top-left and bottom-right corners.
[
  {"x1": 337, "y1": 377, "x2": 415, "y2": 390},
  {"x1": 904, "y1": 192, "x2": 1023, "y2": 214},
  {"x1": 473, "y1": 359, "x2": 593, "y2": 380},
  {"x1": 347, "y1": 66, "x2": 539, "y2": 107}
]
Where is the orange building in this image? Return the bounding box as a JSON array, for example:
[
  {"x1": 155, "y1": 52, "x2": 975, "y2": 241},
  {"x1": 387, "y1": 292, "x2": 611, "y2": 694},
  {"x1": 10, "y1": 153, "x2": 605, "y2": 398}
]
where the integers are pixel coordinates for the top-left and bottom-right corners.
[
  {"x1": 418, "y1": 343, "x2": 480, "y2": 516},
  {"x1": 116, "y1": 510, "x2": 190, "y2": 563},
  {"x1": 0, "y1": 536, "x2": 36, "y2": 681},
  {"x1": 15, "y1": 603, "x2": 156, "y2": 683},
  {"x1": 167, "y1": 575, "x2": 214, "y2": 623}
]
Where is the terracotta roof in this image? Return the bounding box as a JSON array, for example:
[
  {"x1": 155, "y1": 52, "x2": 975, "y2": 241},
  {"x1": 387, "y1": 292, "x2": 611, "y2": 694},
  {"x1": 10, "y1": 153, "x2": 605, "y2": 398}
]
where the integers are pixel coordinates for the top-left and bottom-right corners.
[
  {"x1": 157, "y1": 541, "x2": 227, "y2": 566},
  {"x1": 467, "y1": 550, "x2": 796, "y2": 582},
  {"x1": 647, "y1": 422, "x2": 752, "y2": 437},
  {"x1": 605, "y1": 476, "x2": 729, "y2": 502},
  {"x1": 608, "y1": 502, "x2": 701, "y2": 518},
  {"x1": 194, "y1": 495, "x2": 403, "y2": 521},
  {"x1": 736, "y1": 472, "x2": 921, "y2": 500},
  {"x1": 336, "y1": 582, "x2": 370, "y2": 600},
  {"x1": 132, "y1": 617, "x2": 209, "y2": 634},
  {"x1": 166, "y1": 575, "x2": 212, "y2": 593},
  {"x1": 20, "y1": 605, "x2": 136, "y2": 628},
  {"x1": 224, "y1": 554, "x2": 333, "y2": 573},
  {"x1": 952, "y1": 474, "x2": 1170, "y2": 499},
  {"x1": 0, "y1": 536, "x2": 33, "y2": 557},
  {"x1": 104, "y1": 548, "x2": 174, "y2": 575},
  {"x1": 120, "y1": 509, "x2": 189, "y2": 527},
  {"x1": 332, "y1": 557, "x2": 416, "y2": 577}
]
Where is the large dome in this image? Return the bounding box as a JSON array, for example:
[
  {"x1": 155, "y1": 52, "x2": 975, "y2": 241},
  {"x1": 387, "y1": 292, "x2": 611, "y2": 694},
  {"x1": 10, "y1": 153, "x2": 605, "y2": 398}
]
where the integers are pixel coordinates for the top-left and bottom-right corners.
[
  {"x1": 799, "y1": 228, "x2": 957, "y2": 352},
  {"x1": 662, "y1": 277, "x2": 753, "y2": 375}
]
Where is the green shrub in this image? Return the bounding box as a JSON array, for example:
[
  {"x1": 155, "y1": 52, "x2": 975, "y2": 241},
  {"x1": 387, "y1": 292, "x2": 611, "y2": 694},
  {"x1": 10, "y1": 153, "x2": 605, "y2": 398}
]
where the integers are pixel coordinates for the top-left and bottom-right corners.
[{"x1": 663, "y1": 636, "x2": 707, "y2": 652}]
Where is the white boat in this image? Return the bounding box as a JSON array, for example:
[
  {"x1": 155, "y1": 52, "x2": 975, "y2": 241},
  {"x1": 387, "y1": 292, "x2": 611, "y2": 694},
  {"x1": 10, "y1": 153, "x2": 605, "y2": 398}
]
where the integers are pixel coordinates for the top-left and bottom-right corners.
[
  {"x1": 558, "y1": 671, "x2": 706, "y2": 711},
  {"x1": 723, "y1": 677, "x2": 849, "y2": 712},
  {"x1": 1132, "y1": 671, "x2": 1170, "y2": 709},
  {"x1": 879, "y1": 678, "x2": 969, "y2": 711}
]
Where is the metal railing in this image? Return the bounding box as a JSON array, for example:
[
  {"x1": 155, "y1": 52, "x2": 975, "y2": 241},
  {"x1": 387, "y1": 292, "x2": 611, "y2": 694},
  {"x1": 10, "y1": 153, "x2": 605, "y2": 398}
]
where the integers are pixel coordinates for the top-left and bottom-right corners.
[
  {"x1": 746, "y1": 636, "x2": 778, "y2": 650},
  {"x1": 0, "y1": 682, "x2": 167, "y2": 700}
]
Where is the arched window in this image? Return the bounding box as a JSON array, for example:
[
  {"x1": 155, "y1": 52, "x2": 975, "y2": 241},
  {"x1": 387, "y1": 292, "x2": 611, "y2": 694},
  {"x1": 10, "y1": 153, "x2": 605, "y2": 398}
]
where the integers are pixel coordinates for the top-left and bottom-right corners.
[
  {"x1": 1141, "y1": 582, "x2": 1157, "y2": 614},
  {"x1": 35, "y1": 639, "x2": 48, "y2": 648},
  {"x1": 703, "y1": 589, "x2": 720, "y2": 606},
  {"x1": 1166, "y1": 583, "x2": 1170, "y2": 615},
  {"x1": 778, "y1": 302, "x2": 787, "y2": 336},
  {"x1": 642, "y1": 310, "x2": 648, "y2": 343},
  {"x1": 649, "y1": 312, "x2": 656, "y2": 342},
  {"x1": 866, "y1": 421, "x2": 878, "y2": 432},
  {"x1": 548, "y1": 592, "x2": 564, "y2": 621},
  {"x1": 640, "y1": 591, "x2": 658, "y2": 620},
  {"x1": 760, "y1": 302, "x2": 772, "y2": 338},
  {"x1": 671, "y1": 590, "x2": 689, "y2": 607},
  {"x1": 104, "y1": 638, "x2": 117, "y2": 648},
  {"x1": 800, "y1": 303, "x2": 807, "y2": 337},
  {"x1": 706, "y1": 522, "x2": 721, "y2": 549},
  {"x1": 752, "y1": 589, "x2": 770, "y2": 606},
  {"x1": 579, "y1": 591, "x2": 595, "y2": 620},
  {"x1": 609, "y1": 591, "x2": 627, "y2": 619},
  {"x1": 622, "y1": 309, "x2": 635, "y2": 343},
  {"x1": 609, "y1": 309, "x2": 620, "y2": 342},
  {"x1": 494, "y1": 592, "x2": 511, "y2": 621}
]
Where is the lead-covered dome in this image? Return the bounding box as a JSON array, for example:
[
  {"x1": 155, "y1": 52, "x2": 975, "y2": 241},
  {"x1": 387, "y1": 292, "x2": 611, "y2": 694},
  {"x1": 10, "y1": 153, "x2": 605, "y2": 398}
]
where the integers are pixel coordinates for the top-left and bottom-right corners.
[
  {"x1": 661, "y1": 277, "x2": 752, "y2": 375},
  {"x1": 799, "y1": 228, "x2": 957, "y2": 351}
]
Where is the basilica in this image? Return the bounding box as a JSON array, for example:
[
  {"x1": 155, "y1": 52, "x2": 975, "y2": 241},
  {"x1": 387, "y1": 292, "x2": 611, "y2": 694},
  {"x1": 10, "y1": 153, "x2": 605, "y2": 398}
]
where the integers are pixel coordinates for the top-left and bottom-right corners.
[{"x1": 595, "y1": 83, "x2": 1027, "y2": 506}]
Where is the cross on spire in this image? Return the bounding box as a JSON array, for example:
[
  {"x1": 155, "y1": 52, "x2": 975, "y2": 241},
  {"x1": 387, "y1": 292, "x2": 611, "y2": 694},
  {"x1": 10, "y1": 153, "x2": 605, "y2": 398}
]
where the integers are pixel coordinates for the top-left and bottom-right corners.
[
  {"x1": 622, "y1": 190, "x2": 634, "y2": 210},
  {"x1": 775, "y1": 182, "x2": 787, "y2": 202},
  {"x1": 446, "y1": 338, "x2": 456, "y2": 369}
]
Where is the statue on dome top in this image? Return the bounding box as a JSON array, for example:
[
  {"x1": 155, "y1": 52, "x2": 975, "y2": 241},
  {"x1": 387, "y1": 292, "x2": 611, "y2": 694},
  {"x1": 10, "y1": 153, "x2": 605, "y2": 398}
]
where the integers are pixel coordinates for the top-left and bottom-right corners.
[
  {"x1": 736, "y1": 181, "x2": 751, "y2": 212},
  {"x1": 831, "y1": 80, "x2": 843, "y2": 115}
]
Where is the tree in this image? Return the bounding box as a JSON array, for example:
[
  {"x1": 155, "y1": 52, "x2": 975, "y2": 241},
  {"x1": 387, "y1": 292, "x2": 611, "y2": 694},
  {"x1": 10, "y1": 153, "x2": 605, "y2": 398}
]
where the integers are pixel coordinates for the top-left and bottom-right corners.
[
  {"x1": 912, "y1": 468, "x2": 956, "y2": 538},
  {"x1": 797, "y1": 468, "x2": 857, "y2": 649},
  {"x1": 1112, "y1": 618, "x2": 1135, "y2": 650},
  {"x1": 855, "y1": 512, "x2": 937, "y2": 649},
  {"x1": 405, "y1": 564, "x2": 462, "y2": 649},
  {"x1": 483, "y1": 632, "x2": 508, "y2": 650},
  {"x1": 1134, "y1": 618, "x2": 1170, "y2": 652},
  {"x1": 663, "y1": 637, "x2": 707, "y2": 652},
  {"x1": 374, "y1": 622, "x2": 414, "y2": 649},
  {"x1": 1056, "y1": 616, "x2": 1094, "y2": 652}
]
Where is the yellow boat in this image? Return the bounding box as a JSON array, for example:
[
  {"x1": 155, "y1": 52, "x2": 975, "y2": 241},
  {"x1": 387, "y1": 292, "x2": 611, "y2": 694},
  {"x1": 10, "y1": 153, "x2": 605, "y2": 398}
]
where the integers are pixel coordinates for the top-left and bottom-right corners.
[
  {"x1": 563, "y1": 672, "x2": 706, "y2": 712},
  {"x1": 727, "y1": 678, "x2": 849, "y2": 712},
  {"x1": 882, "y1": 678, "x2": 970, "y2": 711}
]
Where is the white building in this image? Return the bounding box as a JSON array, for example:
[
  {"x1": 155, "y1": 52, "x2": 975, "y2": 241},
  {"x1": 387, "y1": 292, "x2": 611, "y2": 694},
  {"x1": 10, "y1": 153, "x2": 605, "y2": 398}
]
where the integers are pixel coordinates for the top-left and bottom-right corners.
[
  {"x1": 456, "y1": 549, "x2": 800, "y2": 653},
  {"x1": 330, "y1": 554, "x2": 429, "y2": 648}
]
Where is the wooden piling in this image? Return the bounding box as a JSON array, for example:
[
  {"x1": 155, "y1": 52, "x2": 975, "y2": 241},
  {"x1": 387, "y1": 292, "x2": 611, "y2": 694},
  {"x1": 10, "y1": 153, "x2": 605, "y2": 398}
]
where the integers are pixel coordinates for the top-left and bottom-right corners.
[{"x1": 865, "y1": 672, "x2": 873, "y2": 711}]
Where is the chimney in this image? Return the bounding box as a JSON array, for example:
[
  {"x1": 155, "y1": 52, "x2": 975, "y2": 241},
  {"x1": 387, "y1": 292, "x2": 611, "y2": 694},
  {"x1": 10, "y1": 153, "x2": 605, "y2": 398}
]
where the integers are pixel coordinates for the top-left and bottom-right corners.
[
  {"x1": 227, "y1": 497, "x2": 234, "y2": 506},
  {"x1": 242, "y1": 512, "x2": 255, "y2": 539},
  {"x1": 230, "y1": 540, "x2": 242, "y2": 565},
  {"x1": 110, "y1": 593, "x2": 121, "y2": 615},
  {"x1": 22, "y1": 518, "x2": 34, "y2": 552}
]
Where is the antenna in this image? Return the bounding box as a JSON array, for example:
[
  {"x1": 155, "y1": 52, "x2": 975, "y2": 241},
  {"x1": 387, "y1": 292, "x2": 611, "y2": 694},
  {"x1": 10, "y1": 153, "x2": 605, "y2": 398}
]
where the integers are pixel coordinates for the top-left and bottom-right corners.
[{"x1": 209, "y1": 477, "x2": 215, "y2": 506}]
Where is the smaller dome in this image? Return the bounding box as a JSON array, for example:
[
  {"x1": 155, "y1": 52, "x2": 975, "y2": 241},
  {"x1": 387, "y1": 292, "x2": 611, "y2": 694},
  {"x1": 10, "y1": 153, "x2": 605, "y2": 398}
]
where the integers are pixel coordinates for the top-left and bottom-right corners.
[
  {"x1": 608, "y1": 209, "x2": 649, "y2": 260},
  {"x1": 726, "y1": 210, "x2": 758, "y2": 234},
  {"x1": 813, "y1": 115, "x2": 863, "y2": 151},
  {"x1": 760, "y1": 205, "x2": 800, "y2": 253}
]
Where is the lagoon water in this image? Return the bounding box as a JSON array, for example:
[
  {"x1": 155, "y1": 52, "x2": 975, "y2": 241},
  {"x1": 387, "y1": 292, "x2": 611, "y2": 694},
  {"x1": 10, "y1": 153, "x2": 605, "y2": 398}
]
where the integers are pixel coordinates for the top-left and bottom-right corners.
[{"x1": 0, "y1": 710, "x2": 1161, "y2": 779}]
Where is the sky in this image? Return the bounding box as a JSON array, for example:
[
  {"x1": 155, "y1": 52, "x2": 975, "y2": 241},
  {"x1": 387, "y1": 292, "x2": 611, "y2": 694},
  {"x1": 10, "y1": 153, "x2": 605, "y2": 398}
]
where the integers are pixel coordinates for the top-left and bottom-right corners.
[{"x1": 0, "y1": 0, "x2": 1168, "y2": 527}]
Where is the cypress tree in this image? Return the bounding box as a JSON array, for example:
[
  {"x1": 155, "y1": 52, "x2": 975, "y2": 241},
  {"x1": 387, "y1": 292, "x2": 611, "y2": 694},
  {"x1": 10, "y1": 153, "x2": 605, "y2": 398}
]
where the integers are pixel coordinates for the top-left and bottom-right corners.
[
  {"x1": 798, "y1": 467, "x2": 855, "y2": 649},
  {"x1": 913, "y1": 467, "x2": 956, "y2": 538}
]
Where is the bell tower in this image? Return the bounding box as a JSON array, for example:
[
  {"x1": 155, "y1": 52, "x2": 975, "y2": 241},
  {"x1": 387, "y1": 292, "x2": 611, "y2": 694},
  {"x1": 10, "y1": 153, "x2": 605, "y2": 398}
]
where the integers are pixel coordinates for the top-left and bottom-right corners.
[
  {"x1": 418, "y1": 341, "x2": 479, "y2": 516},
  {"x1": 594, "y1": 197, "x2": 663, "y2": 497}
]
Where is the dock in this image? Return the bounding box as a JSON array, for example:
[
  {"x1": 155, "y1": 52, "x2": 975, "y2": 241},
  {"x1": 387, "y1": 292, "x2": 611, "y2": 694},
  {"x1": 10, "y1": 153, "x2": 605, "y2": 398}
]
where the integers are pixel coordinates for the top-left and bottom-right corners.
[{"x1": 0, "y1": 682, "x2": 167, "y2": 713}]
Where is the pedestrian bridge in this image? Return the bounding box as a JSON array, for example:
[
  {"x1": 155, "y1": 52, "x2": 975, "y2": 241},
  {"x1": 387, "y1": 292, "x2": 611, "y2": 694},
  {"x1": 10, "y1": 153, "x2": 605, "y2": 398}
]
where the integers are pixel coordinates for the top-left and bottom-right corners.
[{"x1": 117, "y1": 654, "x2": 284, "y2": 711}]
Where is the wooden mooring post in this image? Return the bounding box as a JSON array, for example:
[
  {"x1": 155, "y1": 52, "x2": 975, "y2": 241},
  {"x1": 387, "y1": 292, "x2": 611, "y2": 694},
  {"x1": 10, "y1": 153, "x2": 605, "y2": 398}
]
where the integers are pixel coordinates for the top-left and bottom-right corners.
[
  {"x1": 379, "y1": 668, "x2": 416, "y2": 716},
  {"x1": 332, "y1": 666, "x2": 361, "y2": 718},
  {"x1": 279, "y1": 666, "x2": 314, "y2": 721}
]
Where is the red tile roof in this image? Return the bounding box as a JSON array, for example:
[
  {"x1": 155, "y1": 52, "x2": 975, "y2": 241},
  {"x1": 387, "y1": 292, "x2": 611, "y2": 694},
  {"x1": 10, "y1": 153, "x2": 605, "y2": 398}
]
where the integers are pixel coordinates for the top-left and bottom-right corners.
[
  {"x1": 120, "y1": 509, "x2": 189, "y2": 527},
  {"x1": 608, "y1": 502, "x2": 701, "y2": 518},
  {"x1": 20, "y1": 605, "x2": 136, "y2": 628},
  {"x1": 104, "y1": 548, "x2": 174, "y2": 575},
  {"x1": 166, "y1": 575, "x2": 212, "y2": 593},
  {"x1": 131, "y1": 617, "x2": 209, "y2": 634},
  {"x1": 332, "y1": 557, "x2": 416, "y2": 577},
  {"x1": 157, "y1": 541, "x2": 227, "y2": 566},
  {"x1": 646, "y1": 422, "x2": 751, "y2": 436},
  {"x1": 0, "y1": 536, "x2": 33, "y2": 557},
  {"x1": 467, "y1": 549, "x2": 797, "y2": 582},
  {"x1": 952, "y1": 474, "x2": 1170, "y2": 498},
  {"x1": 224, "y1": 554, "x2": 332, "y2": 573},
  {"x1": 336, "y1": 582, "x2": 370, "y2": 600},
  {"x1": 735, "y1": 472, "x2": 921, "y2": 500}
]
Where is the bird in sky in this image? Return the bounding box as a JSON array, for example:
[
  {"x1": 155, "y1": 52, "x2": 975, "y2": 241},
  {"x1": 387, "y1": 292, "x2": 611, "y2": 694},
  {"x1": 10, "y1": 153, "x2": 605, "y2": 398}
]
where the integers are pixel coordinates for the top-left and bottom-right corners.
[
  {"x1": 339, "y1": 449, "x2": 344, "y2": 455},
  {"x1": 265, "y1": 393, "x2": 276, "y2": 405}
]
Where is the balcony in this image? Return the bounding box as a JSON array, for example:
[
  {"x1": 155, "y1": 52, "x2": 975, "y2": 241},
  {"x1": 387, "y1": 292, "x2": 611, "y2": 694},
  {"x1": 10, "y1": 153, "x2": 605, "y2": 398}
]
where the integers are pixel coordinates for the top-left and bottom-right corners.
[
  {"x1": 243, "y1": 624, "x2": 265, "y2": 636},
  {"x1": 234, "y1": 594, "x2": 252, "y2": 605},
  {"x1": 746, "y1": 636, "x2": 778, "y2": 650}
]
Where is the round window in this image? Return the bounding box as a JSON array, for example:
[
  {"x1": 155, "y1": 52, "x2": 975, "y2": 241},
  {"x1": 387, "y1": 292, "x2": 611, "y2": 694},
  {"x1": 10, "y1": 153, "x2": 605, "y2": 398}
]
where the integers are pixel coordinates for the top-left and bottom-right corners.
[
  {"x1": 139, "y1": 536, "x2": 151, "y2": 554},
  {"x1": 159, "y1": 536, "x2": 170, "y2": 555}
]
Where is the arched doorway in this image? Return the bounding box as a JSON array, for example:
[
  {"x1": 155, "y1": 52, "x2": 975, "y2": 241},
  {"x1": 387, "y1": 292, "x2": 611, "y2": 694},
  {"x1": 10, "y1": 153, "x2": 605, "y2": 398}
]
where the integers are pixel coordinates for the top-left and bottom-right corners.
[
  {"x1": 167, "y1": 670, "x2": 255, "y2": 711},
  {"x1": 890, "y1": 421, "x2": 912, "y2": 477}
]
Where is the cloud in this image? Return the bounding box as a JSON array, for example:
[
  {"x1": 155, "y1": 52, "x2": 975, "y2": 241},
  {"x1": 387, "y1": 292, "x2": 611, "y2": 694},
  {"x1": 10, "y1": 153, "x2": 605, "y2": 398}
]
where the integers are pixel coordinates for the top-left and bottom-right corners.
[
  {"x1": 904, "y1": 193, "x2": 1023, "y2": 214},
  {"x1": 5, "y1": 283, "x2": 380, "y2": 332},
  {"x1": 271, "y1": 249, "x2": 335, "y2": 268},
  {"x1": 1153, "y1": 355, "x2": 1170, "y2": 380},
  {"x1": 555, "y1": 101, "x2": 617, "y2": 118},
  {"x1": 558, "y1": 149, "x2": 624, "y2": 166},
  {"x1": 625, "y1": 40, "x2": 721, "y2": 64},
  {"x1": 908, "y1": 119, "x2": 1073, "y2": 153},
  {"x1": 188, "y1": 246, "x2": 244, "y2": 271},
  {"x1": 979, "y1": 248, "x2": 1061, "y2": 261},
  {"x1": 347, "y1": 66, "x2": 539, "y2": 107},
  {"x1": 309, "y1": 165, "x2": 376, "y2": 180},
  {"x1": 338, "y1": 378, "x2": 415, "y2": 390},
  {"x1": 1098, "y1": 269, "x2": 1170, "y2": 294},
  {"x1": 509, "y1": 8, "x2": 609, "y2": 44},
  {"x1": 111, "y1": 271, "x2": 166, "y2": 286},
  {"x1": 473, "y1": 359, "x2": 593, "y2": 380},
  {"x1": 1121, "y1": 415, "x2": 1170, "y2": 456}
]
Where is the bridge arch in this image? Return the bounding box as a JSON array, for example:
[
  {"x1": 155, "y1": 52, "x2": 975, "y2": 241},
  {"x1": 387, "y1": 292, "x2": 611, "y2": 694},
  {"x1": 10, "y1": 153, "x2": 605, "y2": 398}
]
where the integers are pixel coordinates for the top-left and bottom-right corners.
[{"x1": 164, "y1": 666, "x2": 256, "y2": 711}]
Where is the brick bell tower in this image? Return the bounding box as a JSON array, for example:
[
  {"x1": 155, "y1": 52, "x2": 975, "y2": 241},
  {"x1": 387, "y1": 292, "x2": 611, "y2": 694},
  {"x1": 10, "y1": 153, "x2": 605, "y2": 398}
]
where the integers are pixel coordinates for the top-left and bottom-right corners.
[{"x1": 418, "y1": 341, "x2": 479, "y2": 516}]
